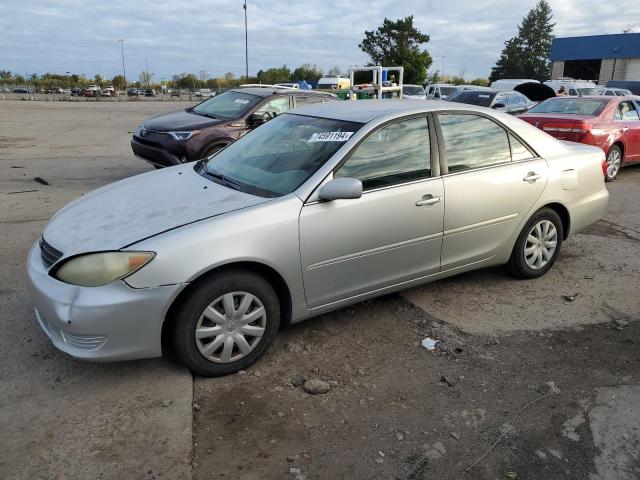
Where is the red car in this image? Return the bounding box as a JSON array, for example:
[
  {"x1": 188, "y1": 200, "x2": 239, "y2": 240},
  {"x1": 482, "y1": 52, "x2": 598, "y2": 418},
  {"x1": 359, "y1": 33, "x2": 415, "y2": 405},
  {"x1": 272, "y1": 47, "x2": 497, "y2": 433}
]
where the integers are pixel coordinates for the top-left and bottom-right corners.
[{"x1": 519, "y1": 96, "x2": 640, "y2": 181}]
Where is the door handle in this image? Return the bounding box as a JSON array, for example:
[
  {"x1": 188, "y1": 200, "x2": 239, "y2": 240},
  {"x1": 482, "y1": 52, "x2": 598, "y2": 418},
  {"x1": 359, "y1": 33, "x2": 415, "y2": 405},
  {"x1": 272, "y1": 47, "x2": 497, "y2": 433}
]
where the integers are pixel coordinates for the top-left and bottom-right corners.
[
  {"x1": 623, "y1": 127, "x2": 629, "y2": 132},
  {"x1": 523, "y1": 172, "x2": 542, "y2": 182},
  {"x1": 415, "y1": 194, "x2": 441, "y2": 206}
]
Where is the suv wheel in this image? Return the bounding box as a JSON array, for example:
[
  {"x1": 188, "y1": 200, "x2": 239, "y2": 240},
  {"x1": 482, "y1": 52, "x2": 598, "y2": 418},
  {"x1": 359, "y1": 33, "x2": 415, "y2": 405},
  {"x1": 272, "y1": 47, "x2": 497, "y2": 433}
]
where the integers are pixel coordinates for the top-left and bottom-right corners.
[{"x1": 171, "y1": 270, "x2": 280, "y2": 377}]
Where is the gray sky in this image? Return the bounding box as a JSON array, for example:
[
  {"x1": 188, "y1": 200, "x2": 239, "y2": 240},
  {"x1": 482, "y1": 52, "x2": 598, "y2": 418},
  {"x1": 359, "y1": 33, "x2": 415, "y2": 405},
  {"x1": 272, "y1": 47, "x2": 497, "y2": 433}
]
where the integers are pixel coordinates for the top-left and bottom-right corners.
[{"x1": 1, "y1": 0, "x2": 639, "y2": 81}]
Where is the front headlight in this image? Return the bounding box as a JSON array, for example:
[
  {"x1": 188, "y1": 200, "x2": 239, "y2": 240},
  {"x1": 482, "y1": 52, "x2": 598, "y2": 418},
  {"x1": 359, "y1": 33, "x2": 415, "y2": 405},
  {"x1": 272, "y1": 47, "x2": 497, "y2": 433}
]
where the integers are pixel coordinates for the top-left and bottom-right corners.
[
  {"x1": 54, "y1": 251, "x2": 155, "y2": 287},
  {"x1": 168, "y1": 130, "x2": 201, "y2": 141}
]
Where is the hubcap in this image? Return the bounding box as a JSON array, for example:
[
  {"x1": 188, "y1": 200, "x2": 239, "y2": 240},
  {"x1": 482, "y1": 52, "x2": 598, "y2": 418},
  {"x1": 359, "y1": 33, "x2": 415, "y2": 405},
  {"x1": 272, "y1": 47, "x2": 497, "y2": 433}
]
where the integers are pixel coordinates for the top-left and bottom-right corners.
[
  {"x1": 607, "y1": 148, "x2": 621, "y2": 178},
  {"x1": 524, "y1": 220, "x2": 558, "y2": 270},
  {"x1": 195, "y1": 291, "x2": 266, "y2": 363}
]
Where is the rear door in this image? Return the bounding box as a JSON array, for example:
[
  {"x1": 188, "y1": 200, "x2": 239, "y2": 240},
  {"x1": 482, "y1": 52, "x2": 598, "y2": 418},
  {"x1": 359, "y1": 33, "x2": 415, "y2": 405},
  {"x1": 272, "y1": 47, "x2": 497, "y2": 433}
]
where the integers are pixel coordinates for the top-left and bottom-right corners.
[{"x1": 436, "y1": 112, "x2": 548, "y2": 269}]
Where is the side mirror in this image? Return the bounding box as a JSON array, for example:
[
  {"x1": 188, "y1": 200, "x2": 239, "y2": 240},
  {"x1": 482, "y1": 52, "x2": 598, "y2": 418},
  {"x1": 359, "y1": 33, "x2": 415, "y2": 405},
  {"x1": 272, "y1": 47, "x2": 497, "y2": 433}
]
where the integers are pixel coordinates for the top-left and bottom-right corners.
[
  {"x1": 318, "y1": 177, "x2": 363, "y2": 201},
  {"x1": 493, "y1": 102, "x2": 506, "y2": 109},
  {"x1": 248, "y1": 112, "x2": 269, "y2": 127}
]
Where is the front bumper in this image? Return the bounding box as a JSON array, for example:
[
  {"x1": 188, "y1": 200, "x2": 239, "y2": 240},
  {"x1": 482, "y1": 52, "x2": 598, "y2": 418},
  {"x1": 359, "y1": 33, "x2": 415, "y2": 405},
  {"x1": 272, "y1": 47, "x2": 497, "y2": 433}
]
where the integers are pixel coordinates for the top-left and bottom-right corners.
[
  {"x1": 131, "y1": 136, "x2": 183, "y2": 168},
  {"x1": 27, "y1": 241, "x2": 186, "y2": 362}
]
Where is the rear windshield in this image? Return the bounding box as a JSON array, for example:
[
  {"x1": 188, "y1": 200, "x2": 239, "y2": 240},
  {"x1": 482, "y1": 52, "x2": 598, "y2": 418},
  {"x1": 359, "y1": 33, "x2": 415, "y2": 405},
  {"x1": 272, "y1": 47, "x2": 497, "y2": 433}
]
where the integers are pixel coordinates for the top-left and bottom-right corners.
[
  {"x1": 192, "y1": 90, "x2": 262, "y2": 120},
  {"x1": 446, "y1": 91, "x2": 497, "y2": 107},
  {"x1": 403, "y1": 86, "x2": 425, "y2": 96},
  {"x1": 440, "y1": 87, "x2": 458, "y2": 97},
  {"x1": 528, "y1": 98, "x2": 608, "y2": 115}
]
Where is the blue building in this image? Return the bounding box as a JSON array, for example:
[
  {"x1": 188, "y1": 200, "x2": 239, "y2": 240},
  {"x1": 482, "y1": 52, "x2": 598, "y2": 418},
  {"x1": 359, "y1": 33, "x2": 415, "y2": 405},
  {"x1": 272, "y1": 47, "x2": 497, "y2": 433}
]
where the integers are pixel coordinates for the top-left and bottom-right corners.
[{"x1": 549, "y1": 33, "x2": 640, "y2": 84}]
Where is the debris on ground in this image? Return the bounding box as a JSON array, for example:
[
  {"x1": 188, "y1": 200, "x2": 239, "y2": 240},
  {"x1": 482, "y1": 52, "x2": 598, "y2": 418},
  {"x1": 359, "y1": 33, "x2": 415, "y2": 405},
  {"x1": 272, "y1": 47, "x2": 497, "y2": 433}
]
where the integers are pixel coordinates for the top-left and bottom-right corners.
[
  {"x1": 450, "y1": 432, "x2": 461, "y2": 441},
  {"x1": 302, "y1": 379, "x2": 330, "y2": 395},
  {"x1": 291, "y1": 374, "x2": 306, "y2": 387},
  {"x1": 396, "y1": 450, "x2": 429, "y2": 480},
  {"x1": 562, "y1": 293, "x2": 578, "y2": 302},
  {"x1": 33, "y1": 176, "x2": 50, "y2": 185},
  {"x1": 440, "y1": 375, "x2": 458, "y2": 387},
  {"x1": 7, "y1": 189, "x2": 39, "y2": 194},
  {"x1": 421, "y1": 338, "x2": 439, "y2": 351}
]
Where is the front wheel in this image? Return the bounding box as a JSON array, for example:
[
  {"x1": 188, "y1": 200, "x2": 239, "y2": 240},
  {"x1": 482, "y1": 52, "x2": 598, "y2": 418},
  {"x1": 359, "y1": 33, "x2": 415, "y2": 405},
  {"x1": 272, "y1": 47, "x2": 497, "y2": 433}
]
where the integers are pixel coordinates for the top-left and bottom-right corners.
[
  {"x1": 171, "y1": 270, "x2": 281, "y2": 377},
  {"x1": 605, "y1": 145, "x2": 622, "y2": 181},
  {"x1": 506, "y1": 208, "x2": 563, "y2": 279}
]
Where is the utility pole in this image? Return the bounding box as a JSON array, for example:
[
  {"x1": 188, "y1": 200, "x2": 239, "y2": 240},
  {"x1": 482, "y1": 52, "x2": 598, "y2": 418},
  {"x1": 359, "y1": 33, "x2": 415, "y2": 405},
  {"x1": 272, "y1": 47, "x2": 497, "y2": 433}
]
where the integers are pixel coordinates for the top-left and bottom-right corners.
[
  {"x1": 119, "y1": 40, "x2": 127, "y2": 89},
  {"x1": 244, "y1": 0, "x2": 249, "y2": 81}
]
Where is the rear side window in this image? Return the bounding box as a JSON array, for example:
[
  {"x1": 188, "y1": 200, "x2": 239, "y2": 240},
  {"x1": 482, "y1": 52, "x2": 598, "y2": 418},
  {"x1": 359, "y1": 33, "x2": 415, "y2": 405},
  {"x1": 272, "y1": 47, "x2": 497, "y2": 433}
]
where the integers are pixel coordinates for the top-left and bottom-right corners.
[
  {"x1": 509, "y1": 134, "x2": 534, "y2": 161},
  {"x1": 439, "y1": 114, "x2": 511, "y2": 172},
  {"x1": 614, "y1": 101, "x2": 640, "y2": 121},
  {"x1": 335, "y1": 116, "x2": 430, "y2": 190},
  {"x1": 295, "y1": 95, "x2": 324, "y2": 106}
]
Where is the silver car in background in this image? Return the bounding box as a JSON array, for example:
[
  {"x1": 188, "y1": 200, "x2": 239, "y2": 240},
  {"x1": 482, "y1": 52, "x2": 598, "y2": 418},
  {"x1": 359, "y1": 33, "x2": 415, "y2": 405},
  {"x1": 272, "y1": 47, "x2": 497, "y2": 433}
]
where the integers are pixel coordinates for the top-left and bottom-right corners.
[{"x1": 27, "y1": 101, "x2": 609, "y2": 376}]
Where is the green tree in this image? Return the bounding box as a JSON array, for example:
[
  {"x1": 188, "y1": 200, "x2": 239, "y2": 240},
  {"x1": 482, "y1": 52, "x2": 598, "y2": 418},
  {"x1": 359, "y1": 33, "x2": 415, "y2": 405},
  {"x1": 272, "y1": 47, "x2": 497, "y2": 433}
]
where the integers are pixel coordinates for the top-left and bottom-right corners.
[
  {"x1": 256, "y1": 65, "x2": 292, "y2": 84},
  {"x1": 292, "y1": 64, "x2": 323, "y2": 83},
  {"x1": 111, "y1": 75, "x2": 125, "y2": 89},
  {"x1": 0, "y1": 70, "x2": 12, "y2": 80},
  {"x1": 359, "y1": 16, "x2": 432, "y2": 84},
  {"x1": 489, "y1": 0, "x2": 554, "y2": 82}
]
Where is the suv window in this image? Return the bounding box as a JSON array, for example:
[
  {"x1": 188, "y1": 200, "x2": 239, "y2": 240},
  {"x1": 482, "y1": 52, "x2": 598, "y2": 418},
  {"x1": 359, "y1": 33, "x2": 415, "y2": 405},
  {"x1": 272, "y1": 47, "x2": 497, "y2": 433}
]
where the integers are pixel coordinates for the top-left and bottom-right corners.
[
  {"x1": 335, "y1": 116, "x2": 430, "y2": 190},
  {"x1": 255, "y1": 96, "x2": 291, "y2": 118},
  {"x1": 615, "y1": 101, "x2": 640, "y2": 121},
  {"x1": 439, "y1": 114, "x2": 511, "y2": 172}
]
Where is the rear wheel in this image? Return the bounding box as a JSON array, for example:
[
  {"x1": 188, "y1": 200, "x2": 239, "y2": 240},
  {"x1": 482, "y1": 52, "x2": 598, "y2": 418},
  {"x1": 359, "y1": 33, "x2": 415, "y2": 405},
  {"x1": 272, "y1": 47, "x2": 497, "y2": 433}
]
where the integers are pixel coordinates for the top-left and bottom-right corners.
[
  {"x1": 605, "y1": 145, "x2": 622, "y2": 181},
  {"x1": 507, "y1": 208, "x2": 563, "y2": 279},
  {"x1": 171, "y1": 270, "x2": 280, "y2": 377}
]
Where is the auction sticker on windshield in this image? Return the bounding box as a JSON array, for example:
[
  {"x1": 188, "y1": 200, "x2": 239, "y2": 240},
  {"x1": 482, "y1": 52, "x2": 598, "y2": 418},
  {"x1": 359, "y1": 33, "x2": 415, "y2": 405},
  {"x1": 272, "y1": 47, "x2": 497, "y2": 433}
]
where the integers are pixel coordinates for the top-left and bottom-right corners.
[
  {"x1": 234, "y1": 99, "x2": 250, "y2": 104},
  {"x1": 308, "y1": 131, "x2": 354, "y2": 143}
]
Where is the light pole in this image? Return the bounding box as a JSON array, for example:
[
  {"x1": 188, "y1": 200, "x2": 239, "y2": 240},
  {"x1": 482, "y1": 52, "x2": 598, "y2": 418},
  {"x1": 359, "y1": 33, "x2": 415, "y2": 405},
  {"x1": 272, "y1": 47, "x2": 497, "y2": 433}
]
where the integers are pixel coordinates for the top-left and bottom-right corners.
[
  {"x1": 65, "y1": 71, "x2": 71, "y2": 90},
  {"x1": 243, "y1": 0, "x2": 248, "y2": 81},
  {"x1": 119, "y1": 39, "x2": 127, "y2": 89}
]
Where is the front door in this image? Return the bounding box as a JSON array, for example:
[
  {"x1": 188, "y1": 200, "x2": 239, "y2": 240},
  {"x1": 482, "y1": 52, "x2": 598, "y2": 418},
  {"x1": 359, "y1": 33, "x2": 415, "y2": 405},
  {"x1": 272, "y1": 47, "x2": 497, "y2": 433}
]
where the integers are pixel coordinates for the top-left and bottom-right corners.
[
  {"x1": 616, "y1": 100, "x2": 640, "y2": 160},
  {"x1": 299, "y1": 116, "x2": 444, "y2": 308},
  {"x1": 437, "y1": 112, "x2": 548, "y2": 269}
]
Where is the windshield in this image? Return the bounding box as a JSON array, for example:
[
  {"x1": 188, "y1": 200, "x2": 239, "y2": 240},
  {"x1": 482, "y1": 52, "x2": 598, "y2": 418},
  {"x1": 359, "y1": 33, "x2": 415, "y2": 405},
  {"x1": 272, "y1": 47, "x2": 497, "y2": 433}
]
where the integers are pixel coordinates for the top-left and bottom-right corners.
[
  {"x1": 440, "y1": 87, "x2": 458, "y2": 97},
  {"x1": 447, "y1": 91, "x2": 497, "y2": 107},
  {"x1": 528, "y1": 98, "x2": 608, "y2": 115},
  {"x1": 192, "y1": 90, "x2": 262, "y2": 119},
  {"x1": 577, "y1": 88, "x2": 599, "y2": 96},
  {"x1": 200, "y1": 114, "x2": 363, "y2": 197},
  {"x1": 403, "y1": 86, "x2": 425, "y2": 96}
]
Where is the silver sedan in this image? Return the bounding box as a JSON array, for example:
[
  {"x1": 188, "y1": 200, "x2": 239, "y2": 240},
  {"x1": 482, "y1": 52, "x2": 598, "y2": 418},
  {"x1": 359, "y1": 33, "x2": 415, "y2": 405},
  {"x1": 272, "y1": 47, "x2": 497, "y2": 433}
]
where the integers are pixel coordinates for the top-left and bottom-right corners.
[{"x1": 27, "y1": 101, "x2": 609, "y2": 376}]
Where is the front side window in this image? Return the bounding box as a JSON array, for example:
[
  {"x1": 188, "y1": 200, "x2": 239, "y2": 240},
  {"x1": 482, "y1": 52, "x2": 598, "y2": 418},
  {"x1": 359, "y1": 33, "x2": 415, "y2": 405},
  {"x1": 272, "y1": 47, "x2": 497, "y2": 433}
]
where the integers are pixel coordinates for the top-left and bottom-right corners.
[
  {"x1": 335, "y1": 117, "x2": 430, "y2": 190},
  {"x1": 201, "y1": 114, "x2": 362, "y2": 197},
  {"x1": 255, "y1": 96, "x2": 291, "y2": 118},
  {"x1": 439, "y1": 114, "x2": 511, "y2": 172}
]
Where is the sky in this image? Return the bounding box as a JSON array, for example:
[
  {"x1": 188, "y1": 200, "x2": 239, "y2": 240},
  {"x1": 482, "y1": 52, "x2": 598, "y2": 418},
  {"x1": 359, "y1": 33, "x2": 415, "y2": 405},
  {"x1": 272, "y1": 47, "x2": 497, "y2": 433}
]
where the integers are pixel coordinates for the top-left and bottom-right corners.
[{"x1": 1, "y1": 0, "x2": 639, "y2": 82}]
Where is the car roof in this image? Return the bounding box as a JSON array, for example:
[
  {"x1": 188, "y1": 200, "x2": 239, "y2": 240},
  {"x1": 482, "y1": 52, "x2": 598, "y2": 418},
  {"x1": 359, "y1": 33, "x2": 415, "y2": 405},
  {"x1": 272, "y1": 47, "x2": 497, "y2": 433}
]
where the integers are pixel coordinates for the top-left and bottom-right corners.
[
  {"x1": 229, "y1": 87, "x2": 331, "y2": 98},
  {"x1": 289, "y1": 99, "x2": 518, "y2": 123}
]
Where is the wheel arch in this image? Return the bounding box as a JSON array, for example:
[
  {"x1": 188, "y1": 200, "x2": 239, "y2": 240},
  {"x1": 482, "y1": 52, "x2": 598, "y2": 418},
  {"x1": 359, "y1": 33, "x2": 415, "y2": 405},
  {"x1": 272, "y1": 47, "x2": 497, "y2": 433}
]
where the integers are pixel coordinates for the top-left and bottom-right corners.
[
  {"x1": 161, "y1": 261, "x2": 293, "y2": 355},
  {"x1": 610, "y1": 140, "x2": 625, "y2": 161},
  {"x1": 542, "y1": 202, "x2": 571, "y2": 240}
]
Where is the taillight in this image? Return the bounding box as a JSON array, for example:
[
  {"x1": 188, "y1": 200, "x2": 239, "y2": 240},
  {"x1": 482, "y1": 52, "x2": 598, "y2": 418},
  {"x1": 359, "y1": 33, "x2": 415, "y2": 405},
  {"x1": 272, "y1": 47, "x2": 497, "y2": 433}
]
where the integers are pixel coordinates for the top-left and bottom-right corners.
[{"x1": 542, "y1": 123, "x2": 590, "y2": 142}]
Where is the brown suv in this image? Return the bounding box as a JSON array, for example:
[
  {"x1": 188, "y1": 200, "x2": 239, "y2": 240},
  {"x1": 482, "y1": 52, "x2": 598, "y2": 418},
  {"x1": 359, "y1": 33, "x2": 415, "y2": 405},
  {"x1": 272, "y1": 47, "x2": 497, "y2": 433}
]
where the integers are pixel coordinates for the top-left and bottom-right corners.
[{"x1": 131, "y1": 87, "x2": 339, "y2": 168}]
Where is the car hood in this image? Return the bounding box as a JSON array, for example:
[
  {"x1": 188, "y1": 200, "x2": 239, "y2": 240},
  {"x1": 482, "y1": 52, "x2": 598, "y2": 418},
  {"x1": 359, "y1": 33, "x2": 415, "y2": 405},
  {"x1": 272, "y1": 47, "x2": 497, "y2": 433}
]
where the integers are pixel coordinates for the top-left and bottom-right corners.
[
  {"x1": 143, "y1": 109, "x2": 224, "y2": 131},
  {"x1": 43, "y1": 164, "x2": 270, "y2": 257}
]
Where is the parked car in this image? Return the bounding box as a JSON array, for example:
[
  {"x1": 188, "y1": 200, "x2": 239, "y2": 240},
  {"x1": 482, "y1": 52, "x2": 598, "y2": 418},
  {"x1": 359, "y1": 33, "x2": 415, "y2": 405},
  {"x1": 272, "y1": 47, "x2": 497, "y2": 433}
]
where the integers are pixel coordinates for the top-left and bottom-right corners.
[
  {"x1": 30, "y1": 101, "x2": 609, "y2": 376},
  {"x1": 131, "y1": 87, "x2": 340, "y2": 168},
  {"x1": 402, "y1": 84, "x2": 426, "y2": 100},
  {"x1": 170, "y1": 89, "x2": 181, "y2": 97},
  {"x1": 519, "y1": 96, "x2": 640, "y2": 180},
  {"x1": 101, "y1": 86, "x2": 117, "y2": 97},
  {"x1": 425, "y1": 84, "x2": 459, "y2": 100},
  {"x1": 127, "y1": 88, "x2": 140, "y2": 96},
  {"x1": 544, "y1": 79, "x2": 599, "y2": 96},
  {"x1": 598, "y1": 87, "x2": 633, "y2": 97},
  {"x1": 84, "y1": 85, "x2": 101, "y2": 97},
  {"x1": 145, "y1": 89, "x2": 157, "y2": 97},
  {"x1": 70, "y1": 87, "x2": 84, "y2": 96},
  {"x1": 606, "y1": 80, "x2": 640, "y2": 96},
  {"x1": 13, "y1": 87, "x2": 30, "y2": 94},
  {"x1": 446, "y1": 89, "x2": 535, "y2": 114},
  {"x1": 194, "y1": 88, "x2": 214, "y2": 98}
]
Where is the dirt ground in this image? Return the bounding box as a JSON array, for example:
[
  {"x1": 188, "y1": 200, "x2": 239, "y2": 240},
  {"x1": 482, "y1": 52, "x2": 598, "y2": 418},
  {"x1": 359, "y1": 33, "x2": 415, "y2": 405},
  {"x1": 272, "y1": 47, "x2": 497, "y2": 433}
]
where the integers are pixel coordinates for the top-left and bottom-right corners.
[{"x1": 0, "y1": 100, "x2": 639, "y2": 480}]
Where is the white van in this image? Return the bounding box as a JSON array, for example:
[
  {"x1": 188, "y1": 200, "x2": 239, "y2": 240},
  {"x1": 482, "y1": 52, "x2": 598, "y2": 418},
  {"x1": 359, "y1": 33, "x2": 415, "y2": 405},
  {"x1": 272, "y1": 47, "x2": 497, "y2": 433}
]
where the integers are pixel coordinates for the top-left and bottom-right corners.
[
  {"x1": 544, "y1": 79, "x2": 599, "y2": 96},
  {"x1": 316, "y1": 77, "x2": 350, "y2": 90},
  {"x1": 491, "y1": 79, "x2": 540, "y2": 91}
]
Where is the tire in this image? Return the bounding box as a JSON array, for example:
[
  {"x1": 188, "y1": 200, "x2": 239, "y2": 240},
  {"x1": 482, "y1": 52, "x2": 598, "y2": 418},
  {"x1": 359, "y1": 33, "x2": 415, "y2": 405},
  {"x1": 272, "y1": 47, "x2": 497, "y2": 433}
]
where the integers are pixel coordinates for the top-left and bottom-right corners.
[
  {"x1": 605, "y1": 145, "x2": 622, "y2": 182},
  {"x1": 506, "y1": 208, "x2": 564, "y2": 279},
  {"x1": 171, "y1": 270, "x2": 280, "y2": 377}
]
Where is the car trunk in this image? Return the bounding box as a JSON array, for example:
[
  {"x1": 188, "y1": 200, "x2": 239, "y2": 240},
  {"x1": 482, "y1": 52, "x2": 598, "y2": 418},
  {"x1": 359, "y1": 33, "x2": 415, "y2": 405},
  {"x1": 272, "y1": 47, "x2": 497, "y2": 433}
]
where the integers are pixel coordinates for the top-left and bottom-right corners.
[{"x1": 519, "y1": 114, "x2": 593, "y2": 142}]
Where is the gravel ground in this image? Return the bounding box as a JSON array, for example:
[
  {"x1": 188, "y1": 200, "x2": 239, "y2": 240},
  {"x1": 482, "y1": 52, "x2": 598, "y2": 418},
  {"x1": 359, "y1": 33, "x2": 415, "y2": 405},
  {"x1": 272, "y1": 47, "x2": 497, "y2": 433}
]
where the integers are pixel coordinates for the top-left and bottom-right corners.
[{"x1": 0, "y1": 101, "x2": 638, "y2": 480}]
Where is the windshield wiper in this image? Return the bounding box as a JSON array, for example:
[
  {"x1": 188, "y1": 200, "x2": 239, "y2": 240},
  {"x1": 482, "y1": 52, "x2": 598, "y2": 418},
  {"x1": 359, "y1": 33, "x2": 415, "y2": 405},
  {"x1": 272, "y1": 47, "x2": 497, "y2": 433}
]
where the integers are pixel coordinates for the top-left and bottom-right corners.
[{"x1": 204, "y1": 169, "x2": 247, "y2": 193}]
